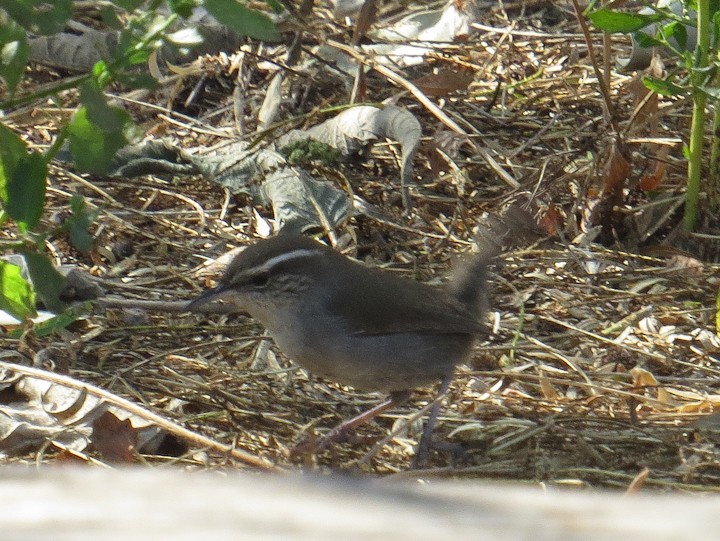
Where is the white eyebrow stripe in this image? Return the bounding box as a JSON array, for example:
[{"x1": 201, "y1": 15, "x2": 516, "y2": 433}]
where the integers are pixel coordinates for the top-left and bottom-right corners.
[{"x1": 254, "y1": 248, "x2": 322, "y2": 274}]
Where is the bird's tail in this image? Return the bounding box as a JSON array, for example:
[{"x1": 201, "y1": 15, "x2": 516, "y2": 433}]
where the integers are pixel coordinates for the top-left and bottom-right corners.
[{"x1": 449, "y1": 204, "x2": 542, "y2": 317}]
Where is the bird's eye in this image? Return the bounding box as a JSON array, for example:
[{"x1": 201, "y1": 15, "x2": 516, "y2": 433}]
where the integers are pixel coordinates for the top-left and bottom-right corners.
[{"x1": 249, "y1": 272, "x2": 269, "y2": 287}]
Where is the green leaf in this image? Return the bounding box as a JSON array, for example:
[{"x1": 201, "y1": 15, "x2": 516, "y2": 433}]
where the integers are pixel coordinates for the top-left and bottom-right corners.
[
  {"x1": 588, "y1": 9, "x2": 665, "y2": 33},
  {"x1": 633, "y1": 31, "x2": 664, "y2": 49},
  {"x1": 695, "y1": 65, "x2": 716, "y2": 76},
  {"x1": 126, "y1": 46, "x2": 153, "y2": 66},
  {"x1": 204, "y1": 0, "x2": 281, "y2": 42},
  {"x1": 68, "y1": 84, "x2": 138, "y2": 174},
  {"x1": 698, "y1": 84, "x2": 720, "y2": 99},
  {"x1": 32, "y1": 303, "x2": 89, "y2": 337},
  {"x1": 0, "y1": 260, "x2": 36, "y2": 320},
  {"x1": 7, "y1": 301, "x2": 90, "y2": 338},
  {"x1": 93, "y1": 61, "x2": 115, "y2": 88},
  {"x1": 23, "y1": 252, "x2": 67, "y2": 314},
  {"x1": 0, "y1": 19, "x2": 29, "y2": 94},
  {"x1": 642, "y1": 75, "x2": 687, "y2": 96},
  {"x1": 6, "y1": 151, "x2": 48, "y2": 232},
  {"x1": 166, "y1": 27, "x2": 204, "y2": 47},
  {"x1": 92, "y1": 60, "x2": 111, "y2": 80},
  {"x1": 265, "y1": 0, "x2": 285, "y2": 13},
  {"x1": 79, "y1": 81, "x2": 123, "y2": 130},
  {"x1": 100, "y1": 4, "x2": 123, "y2": 31},
  {"x1": 662, "y1": 21, "x2": 688, "y2": 51},
  {"x1": 0, "y1": 119, "x2": 47, "y2": 233},
  {"x1": 0, "y1": 122, "x2": 28, "y2": 203},
  {"x1": 682, "y1": 143, "x2": 691, "y2": 160},
  {"x1": 114, "y1": 27, "x2": 136, "y2": 65},
  {"x1": 66, "y1": 195, "x2": 95, "y2": 253},
  {"x1": 167, "y1": 0, "x2": 197, "y2": 19},
  {"x1": 68, "y1": 107, "x2": 129, "y2": 173},
  {"x1": 1, "y1": 0, "x2": 73, "y2": 35}
]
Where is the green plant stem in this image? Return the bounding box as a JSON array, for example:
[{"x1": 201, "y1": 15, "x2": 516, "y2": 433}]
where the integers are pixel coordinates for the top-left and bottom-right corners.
[
  {"x1": 685, "y1": 0, "x2": 711, "y2": 232},
  {"x1": 44, "y1": 124, "x2": 69, "y2": 163},
  {"x1": 710, "y1": 65, "x2": 720, "y2": 207},
  {"x1": 686, "y1": 94, "x2": 706, "y2": 231},
  {"x1": 0, "y1": 239, "x2": 27, "y2": 250},
  {"x1": 710, "y1": 92, "x2": 720, "y2": 186},
  {"x1": 132, "y1": 13, "x2": 178, "y2": 61}
]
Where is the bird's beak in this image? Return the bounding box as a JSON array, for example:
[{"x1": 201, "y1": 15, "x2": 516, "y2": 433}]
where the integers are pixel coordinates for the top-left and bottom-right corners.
[{"x1": 186, "y1": 285, "x2": 234, "y2": 312}]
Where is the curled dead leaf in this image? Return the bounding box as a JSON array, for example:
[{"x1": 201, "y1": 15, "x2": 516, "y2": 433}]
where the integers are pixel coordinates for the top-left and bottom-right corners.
[
  {"x1": 630, "y1": 366, "x2": 671, "y2": 406},
  {"x1": 91, "y1": 411, "x2": 137, "y2": 463},
  {"x1": 412, "y1": 70, "x2": 475, "y2": 98}
]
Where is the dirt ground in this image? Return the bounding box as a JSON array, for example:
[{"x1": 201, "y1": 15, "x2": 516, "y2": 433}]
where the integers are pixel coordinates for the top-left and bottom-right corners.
[{"x1": 2, "y1": 1, "x2": 720, "y2": 490}]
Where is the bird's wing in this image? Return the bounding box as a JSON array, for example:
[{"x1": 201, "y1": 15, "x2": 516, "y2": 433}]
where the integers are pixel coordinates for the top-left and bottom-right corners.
[{"x1": 323, "y1": 259, "x2": 487, "y2": 336}]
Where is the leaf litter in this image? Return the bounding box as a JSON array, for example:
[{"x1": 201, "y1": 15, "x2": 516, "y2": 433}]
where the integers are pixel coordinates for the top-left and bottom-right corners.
[{"x1": 1, "y1": 1, "x2": 720, "y2": 491}]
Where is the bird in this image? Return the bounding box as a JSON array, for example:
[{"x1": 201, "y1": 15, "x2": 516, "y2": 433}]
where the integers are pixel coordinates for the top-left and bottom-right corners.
[{"x1": 187, "y1": 233, "x2": 494, "y2": 463}]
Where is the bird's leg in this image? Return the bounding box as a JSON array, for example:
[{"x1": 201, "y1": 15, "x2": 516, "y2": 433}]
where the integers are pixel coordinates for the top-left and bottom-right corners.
[
  {"x1": 293, "y1": 373, "x2": 454, "y2": 462},
  {"x1": 411, "y1": 372, "x2": 454, "y2": 468},
  {"x1": 290, "y1": 390, "x2": 411, "y2": 459},
  {"x1": 314, "y1": 390, "x2": 411, "y2": 452}
]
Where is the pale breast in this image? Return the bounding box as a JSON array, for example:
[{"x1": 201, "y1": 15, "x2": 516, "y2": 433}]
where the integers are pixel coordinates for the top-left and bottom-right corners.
[{"x1": 270, "y1": 321, "x2": 475, "y2": 393}]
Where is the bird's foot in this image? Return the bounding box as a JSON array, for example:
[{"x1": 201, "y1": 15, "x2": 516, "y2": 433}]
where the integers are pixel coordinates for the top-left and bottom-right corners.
[
  {"x1": 411, "y1": 439, "x2": 468, "y2": 469},
  {"x1": 290, "y1": 428, "x2": 381, "y2": 461}
]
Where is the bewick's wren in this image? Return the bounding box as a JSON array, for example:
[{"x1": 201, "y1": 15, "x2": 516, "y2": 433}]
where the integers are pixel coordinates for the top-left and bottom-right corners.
[{"x1": 187, "y1": 234, "x2": 492, "y2": 458}]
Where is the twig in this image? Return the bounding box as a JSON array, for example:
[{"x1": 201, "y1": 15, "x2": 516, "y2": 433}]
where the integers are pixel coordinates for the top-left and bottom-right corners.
[
  {"x1": 567, "y1": 0, "x2": 618, "y2": 131},
  {"x1": 94, "y1": 296, "x2": 245, "y2": 315},
  {"x1": 0, "y1": 361, "x2": 279, "y2": 471}
]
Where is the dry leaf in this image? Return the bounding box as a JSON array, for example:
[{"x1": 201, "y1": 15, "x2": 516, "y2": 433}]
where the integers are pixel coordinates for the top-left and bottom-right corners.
[
  {"x1": 638, "y1": 146, "x2": 670, "y2": 191},
  {"x1": 91, "y1": 411, "x2": 137, "y2": 463},
  {"x1": 539, "y1": 204, "x2": 563, "y2": 236},
  {"x1": 625, "y1": 467, "x2": 651, "y2": 494},
  {"x1": 412, "y1": 70, "x2": 475, "y2": 98},
  {"x1": 539, "y1": 373, "x2": 559, "y2": 400},
  {"x1": 352, "y1": 0, "x2": 377, "y2": 44},
  {"x1": 627, "y1": 70, "x2": 659, "y2": 135},
  {"x1": 630, "y1": 366, "x2": 670, "y2": 405},
  {"x1": 603, "y1": 141, "x2": 631, "y2": 195}
]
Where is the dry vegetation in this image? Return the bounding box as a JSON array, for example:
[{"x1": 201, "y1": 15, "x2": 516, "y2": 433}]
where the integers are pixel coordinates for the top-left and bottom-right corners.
[{"x1": 2, "y1": 0, "x2": 720, "y2": 491}]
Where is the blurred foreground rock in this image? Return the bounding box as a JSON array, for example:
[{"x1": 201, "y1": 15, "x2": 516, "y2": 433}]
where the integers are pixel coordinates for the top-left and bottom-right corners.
[{"x1": 1, "y1": 468, "x2": 718, "y2": 540}]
